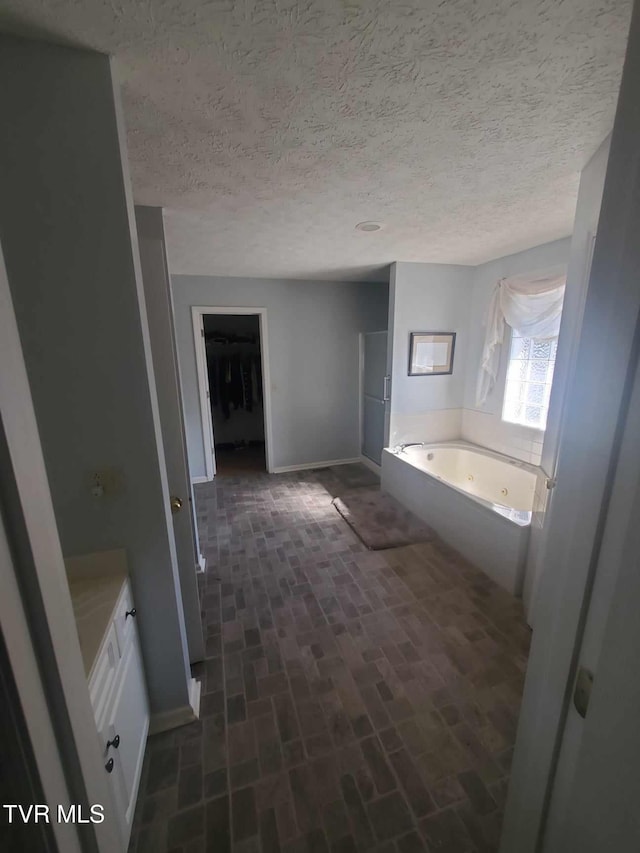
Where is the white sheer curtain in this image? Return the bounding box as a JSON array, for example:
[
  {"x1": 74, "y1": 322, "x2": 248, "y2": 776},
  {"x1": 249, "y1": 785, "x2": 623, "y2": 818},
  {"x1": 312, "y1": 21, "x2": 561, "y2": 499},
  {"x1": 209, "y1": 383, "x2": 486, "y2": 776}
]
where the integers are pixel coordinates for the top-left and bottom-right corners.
[{"x1": 476, "y1": 271, "x2": 566, "y2": 407}]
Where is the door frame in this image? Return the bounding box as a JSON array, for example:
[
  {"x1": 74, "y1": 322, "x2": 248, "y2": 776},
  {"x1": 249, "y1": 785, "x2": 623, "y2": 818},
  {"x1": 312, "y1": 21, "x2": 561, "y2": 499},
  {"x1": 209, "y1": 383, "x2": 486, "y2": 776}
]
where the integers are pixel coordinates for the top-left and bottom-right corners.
[
  {"x1": 0, "y1": 240, "x2": 119, "y2": 852},
  {"x1": 501, "y1": 5, "x2": 640, "y2": 849},
  {"x1": 136, "y1": 207, "x2": 205, "y2": 664},
  {"x1": 542, "y1": 335, "x2": 640, "y2": 852},
  {"x1": 192, "y1": 306, "x2": 274, "y2": 477},
  {"x1": 0, "y1": 487, "x2": 81, "y2": 853}
]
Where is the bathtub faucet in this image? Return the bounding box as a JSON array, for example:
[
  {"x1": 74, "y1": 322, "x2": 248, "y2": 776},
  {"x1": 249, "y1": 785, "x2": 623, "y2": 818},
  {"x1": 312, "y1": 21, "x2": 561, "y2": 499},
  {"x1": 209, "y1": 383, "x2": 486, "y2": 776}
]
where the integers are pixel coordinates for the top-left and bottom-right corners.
[{"x1": 397, "y1": 442, "x2": 424, "y2": 453}]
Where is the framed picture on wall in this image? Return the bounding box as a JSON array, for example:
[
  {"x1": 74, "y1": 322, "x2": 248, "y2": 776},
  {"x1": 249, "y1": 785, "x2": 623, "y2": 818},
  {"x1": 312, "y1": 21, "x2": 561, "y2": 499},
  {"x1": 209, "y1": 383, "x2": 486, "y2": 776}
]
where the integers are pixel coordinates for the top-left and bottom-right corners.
[{"x1": 408, "y1": 332, "x2": 456, "y2": 376}]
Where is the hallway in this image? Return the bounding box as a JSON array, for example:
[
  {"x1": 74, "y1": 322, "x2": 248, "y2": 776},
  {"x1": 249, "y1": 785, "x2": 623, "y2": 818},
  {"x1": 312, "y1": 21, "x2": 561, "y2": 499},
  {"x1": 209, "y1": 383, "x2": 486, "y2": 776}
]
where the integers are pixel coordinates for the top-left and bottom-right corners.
[{"x1": 129, "y1": 467, "x2": 530, "y2": 853}]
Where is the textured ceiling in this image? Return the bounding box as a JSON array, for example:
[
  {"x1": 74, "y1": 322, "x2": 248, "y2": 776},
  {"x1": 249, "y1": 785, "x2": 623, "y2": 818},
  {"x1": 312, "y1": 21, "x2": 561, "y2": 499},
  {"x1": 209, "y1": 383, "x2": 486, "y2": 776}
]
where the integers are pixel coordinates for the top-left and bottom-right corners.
[{"x1": 0, "y1": 0, "x2": 633, "y2": 281}]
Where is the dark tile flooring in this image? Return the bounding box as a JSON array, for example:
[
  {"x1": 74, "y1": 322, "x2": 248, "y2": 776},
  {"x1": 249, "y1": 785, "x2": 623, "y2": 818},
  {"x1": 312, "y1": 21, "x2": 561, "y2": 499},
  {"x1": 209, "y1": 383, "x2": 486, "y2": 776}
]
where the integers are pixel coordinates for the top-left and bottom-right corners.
[
  {"x1": 215, "y1": 444, "x2": 267, "y2": 476},
  {"x1": 128, "y1": 466, "x2": 530, "y2": 853}
]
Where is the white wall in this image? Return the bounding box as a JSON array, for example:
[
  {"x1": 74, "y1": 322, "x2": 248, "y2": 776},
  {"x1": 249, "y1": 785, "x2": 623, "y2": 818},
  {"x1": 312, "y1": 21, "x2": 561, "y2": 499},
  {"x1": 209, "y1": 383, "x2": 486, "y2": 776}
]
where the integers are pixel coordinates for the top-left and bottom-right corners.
[
  {"x1": 0, "y1": 38, "x2": 192, "y2": 717},
  {"x1": 461, "y1": 238, "x2": 572, "y2": 466},
  {"x1": 171, "y1": 275, "x2": 389, "y2": 477},
  {"x1": 388, "y1": 261, "x2": 473, "y2": 445}
]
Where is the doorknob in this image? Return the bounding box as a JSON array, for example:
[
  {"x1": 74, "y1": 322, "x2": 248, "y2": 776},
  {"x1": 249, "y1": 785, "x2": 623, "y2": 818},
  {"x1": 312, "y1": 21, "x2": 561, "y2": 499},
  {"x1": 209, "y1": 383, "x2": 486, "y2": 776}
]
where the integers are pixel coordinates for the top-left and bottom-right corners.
[{"x1": 170, "y1": 495, "x2": 183, "y2": 514}]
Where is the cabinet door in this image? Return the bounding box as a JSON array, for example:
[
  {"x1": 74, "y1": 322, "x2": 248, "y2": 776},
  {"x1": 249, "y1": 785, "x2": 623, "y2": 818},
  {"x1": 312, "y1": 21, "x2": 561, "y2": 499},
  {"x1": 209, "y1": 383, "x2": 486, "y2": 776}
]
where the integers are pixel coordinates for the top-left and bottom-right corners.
[
  {"x1": 103, "y1": 635, "x2": 149, "y2": 829},
  {"x1": 101, "y1": 743, "x2": 128, "y2": 848},
  {"x1": 90, "y1": 622, "x2": 120, "y2": 723}
]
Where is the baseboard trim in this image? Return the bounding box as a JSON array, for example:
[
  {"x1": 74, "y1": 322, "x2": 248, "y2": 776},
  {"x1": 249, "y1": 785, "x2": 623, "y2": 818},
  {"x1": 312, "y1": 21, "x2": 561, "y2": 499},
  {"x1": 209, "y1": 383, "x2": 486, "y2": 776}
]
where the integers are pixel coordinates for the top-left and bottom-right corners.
[
  {"x1": 149, "y1": 677, "x2": 201, "y2": 735},
  {"x1": 271, "y1": 457, "x2": 362, "y2": 474},
  {"x1": 191, "y1": 475, "x2": 211, "y2": 485},
  {"x1": 359, "y1": 455, "x2": 382, "y2": 475}
]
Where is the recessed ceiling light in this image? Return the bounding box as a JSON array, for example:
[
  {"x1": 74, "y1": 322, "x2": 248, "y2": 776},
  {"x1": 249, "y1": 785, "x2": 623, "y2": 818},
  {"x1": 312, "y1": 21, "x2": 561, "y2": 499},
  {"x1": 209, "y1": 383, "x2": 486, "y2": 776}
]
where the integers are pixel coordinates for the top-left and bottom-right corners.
[{"x1": 355, "y1": 221, "x2": 382, "y2": 232}]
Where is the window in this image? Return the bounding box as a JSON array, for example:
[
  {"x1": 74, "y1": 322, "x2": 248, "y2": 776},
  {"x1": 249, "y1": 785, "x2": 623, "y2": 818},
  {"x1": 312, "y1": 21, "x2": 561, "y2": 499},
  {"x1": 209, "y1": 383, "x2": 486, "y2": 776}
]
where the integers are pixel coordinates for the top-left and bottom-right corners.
[{"x1": 502, "y1": 332, "x2": 557, "y2": 430}]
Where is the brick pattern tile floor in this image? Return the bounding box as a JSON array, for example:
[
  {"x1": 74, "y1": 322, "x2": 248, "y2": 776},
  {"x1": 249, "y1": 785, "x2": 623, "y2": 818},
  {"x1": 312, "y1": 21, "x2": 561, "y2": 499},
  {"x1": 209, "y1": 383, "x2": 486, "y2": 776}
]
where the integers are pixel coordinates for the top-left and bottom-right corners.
[{"x1": 128, "y1": 466, "x2": 530, "y2": 853}]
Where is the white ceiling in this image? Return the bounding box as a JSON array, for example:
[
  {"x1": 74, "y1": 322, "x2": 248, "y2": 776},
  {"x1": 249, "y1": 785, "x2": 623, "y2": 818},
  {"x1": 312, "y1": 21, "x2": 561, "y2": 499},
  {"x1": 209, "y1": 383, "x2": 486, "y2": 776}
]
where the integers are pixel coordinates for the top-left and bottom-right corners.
[{"x1": 1, "y1": 0, "x2": 633, "y2": 281}]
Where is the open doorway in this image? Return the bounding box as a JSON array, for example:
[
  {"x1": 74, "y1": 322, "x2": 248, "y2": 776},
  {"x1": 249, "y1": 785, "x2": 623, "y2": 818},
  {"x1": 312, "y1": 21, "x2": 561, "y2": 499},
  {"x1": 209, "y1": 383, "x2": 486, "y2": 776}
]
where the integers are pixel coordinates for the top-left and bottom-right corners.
[
  {"x1": 204, "y1": 313, "x2": 265, "y2": 474},
  {"x1": 193, "y1": 307, "x2": 272, "y2": 477}
]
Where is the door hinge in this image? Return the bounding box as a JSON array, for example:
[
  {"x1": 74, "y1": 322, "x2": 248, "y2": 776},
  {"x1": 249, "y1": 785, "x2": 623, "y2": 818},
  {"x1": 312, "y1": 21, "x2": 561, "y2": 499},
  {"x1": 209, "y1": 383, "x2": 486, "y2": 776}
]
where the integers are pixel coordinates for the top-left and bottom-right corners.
[
  {"x1": 201, "y1": 328, "x2": 204, "y2": 338},
  {"x1": 573, "y1": 666, "x2": 594, "y2": 718}
]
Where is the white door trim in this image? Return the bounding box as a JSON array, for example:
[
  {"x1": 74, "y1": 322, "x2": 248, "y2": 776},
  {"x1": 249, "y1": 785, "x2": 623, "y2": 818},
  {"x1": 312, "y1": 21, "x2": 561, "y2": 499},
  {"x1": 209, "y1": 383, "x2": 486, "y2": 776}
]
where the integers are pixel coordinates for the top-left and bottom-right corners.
[
  {"x1": 358, "y1": 332, "x2": 365, "y2": 457},
  {"x1": 0, "y1": 241, "x2": 120, "y2": 852},
  {"x1": 0, "y1": 511, "x2": 81, "y2": 853},
  {"x1": 136, "y1": 209, "x2": 205, "y2": 665},
  {"x1": 501, "y1": 9, "x2": 640, "y2": 849},
  {"x1": 542, "y1": 339, "x2": 640, "y2": 852},
  {"x1": 192, "y1": 306, "x2": 274, "y2": 475},
  {"x1": 192, "y1": 308, "x2": 216, "y2": 480}
]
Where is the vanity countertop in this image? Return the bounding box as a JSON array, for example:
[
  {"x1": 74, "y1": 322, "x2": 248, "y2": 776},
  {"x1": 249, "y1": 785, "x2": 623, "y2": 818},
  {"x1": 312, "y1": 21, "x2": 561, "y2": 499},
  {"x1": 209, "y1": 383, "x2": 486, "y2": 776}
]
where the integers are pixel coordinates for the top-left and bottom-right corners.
[{"x1": 68, "y1": 572, "x2": 127, "y2": 677}]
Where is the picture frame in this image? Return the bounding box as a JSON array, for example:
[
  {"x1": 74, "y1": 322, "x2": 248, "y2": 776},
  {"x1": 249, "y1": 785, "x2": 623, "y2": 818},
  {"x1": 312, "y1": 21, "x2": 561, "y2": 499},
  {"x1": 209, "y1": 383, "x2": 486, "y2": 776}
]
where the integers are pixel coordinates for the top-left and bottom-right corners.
[{"x1": 408, "y1": 332, "x2": 456, "y2": 376}]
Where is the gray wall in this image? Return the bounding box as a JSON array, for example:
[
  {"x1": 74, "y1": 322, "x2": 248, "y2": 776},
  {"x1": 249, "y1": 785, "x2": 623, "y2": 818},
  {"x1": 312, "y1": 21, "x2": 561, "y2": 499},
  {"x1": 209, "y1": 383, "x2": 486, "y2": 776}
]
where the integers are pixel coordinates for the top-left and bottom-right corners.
[
  {"x1": 0, "y1": 38, "x2": 191, "y2": 715},
  {"x1": 390, "y1": 262, "x2": 473, "y2": 412},
  {"x1": 387, "y1": 261, "x2": 473, "y2": 446},
  {"x1": 171, "y1": 275, "x2": 389, "y2": 477}
]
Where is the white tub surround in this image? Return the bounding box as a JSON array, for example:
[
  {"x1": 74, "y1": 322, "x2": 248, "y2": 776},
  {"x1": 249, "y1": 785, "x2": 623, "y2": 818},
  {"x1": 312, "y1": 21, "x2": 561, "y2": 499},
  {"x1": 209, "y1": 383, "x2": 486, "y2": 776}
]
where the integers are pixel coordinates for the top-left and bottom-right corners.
[
  {"x1": 382, "y1": 441, "x2": 542, "y2": 595},
  {"x1": 388, "y1": 409, "x2": 463, "y2": 448},
  {"x1": 461, "y1": 408, "x2": 545, "y2": 466}
]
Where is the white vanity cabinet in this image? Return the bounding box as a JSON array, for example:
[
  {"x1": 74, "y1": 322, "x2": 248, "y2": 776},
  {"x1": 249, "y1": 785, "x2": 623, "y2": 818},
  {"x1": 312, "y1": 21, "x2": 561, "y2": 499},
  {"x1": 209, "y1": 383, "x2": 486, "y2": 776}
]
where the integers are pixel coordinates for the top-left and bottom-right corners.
[
  {"x1": 98, "y1": 641, "x2": 148, "y2": 836},
  {"x1": 69, "y1": 566, "x2": 149, "y2": 851},
  {"x1": 91, "y1": 580, "x2": 149, "y2": 846}
]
